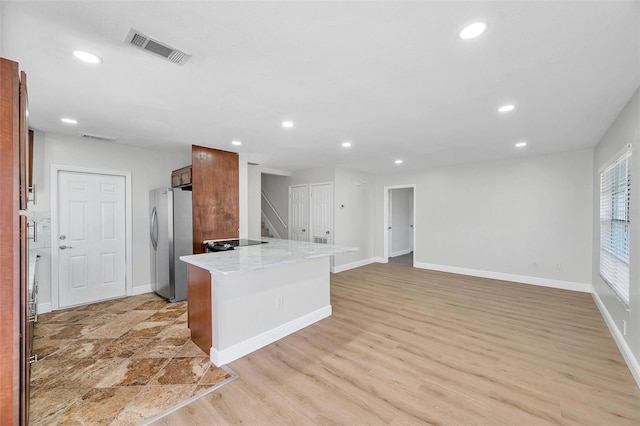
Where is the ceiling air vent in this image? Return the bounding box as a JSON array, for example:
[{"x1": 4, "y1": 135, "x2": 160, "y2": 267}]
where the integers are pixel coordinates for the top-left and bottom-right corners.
[
  {"x1": 124, "y1": 28, "x2": 192, "y2": 66},
  {"x1": 80, "y1": 132, "x2": 117, "y2": 142}
]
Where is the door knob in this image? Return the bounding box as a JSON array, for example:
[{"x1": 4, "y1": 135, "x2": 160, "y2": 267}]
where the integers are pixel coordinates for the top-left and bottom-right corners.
[
  {"x1": 59, "y1": 245, "x2": 73, "y2": 250},
  {"x1": 59, "y1": 235, "x2": 67, "y2": 240},
  {"x1": 326, "y1": 231, "x2": 330, "y2": 234},
  {"x1": 302, "y1": 229, "x2": 306, "y2": 232}
]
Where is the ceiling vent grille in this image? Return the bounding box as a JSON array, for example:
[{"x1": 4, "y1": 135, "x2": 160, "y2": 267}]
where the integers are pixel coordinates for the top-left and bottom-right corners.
[
  {"x1": 124, "y1": 28, "x2": 192, "y2": 66},
  {"x1": 80, "y1": 132, "x2": 117, "y2": 142}
]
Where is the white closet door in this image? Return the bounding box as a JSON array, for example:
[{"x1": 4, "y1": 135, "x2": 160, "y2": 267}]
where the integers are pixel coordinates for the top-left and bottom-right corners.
[
  {"x1": 309, "y1": 183, "x2": 333, "y2": 244},
  {"x1": 289, "y1": 184, "x2": 309, "y2": 241}
]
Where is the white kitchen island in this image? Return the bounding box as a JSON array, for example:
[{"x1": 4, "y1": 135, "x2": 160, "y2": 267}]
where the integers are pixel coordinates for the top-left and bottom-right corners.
[{"x1": 180, "y1": 239, "x2": 356, "y2": 366}]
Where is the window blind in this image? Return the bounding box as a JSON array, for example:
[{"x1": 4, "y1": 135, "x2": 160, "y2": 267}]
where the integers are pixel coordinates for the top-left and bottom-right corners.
[{"x1": 599, "y1": 150, "x2": 632, "y2": 306}]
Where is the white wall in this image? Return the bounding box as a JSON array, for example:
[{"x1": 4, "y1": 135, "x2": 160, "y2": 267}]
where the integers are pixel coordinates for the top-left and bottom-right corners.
[
  {"x1": 333, "y1": 168, "x2": 375, "y2": 269},
  {"x1": 247, "y1": 164, "x2": 262, "y2": 239},
  {"x1": 390, "y1": 187, "x2": 413, "y2": 256},
  {"x1": 238, "y1": 154, "x2": 249, "y2": 239},
  {"x1": 375, "y1": 149, "x2": 593, "y2": 289},
  {"x1": 32, "y1": 131, "x2": 191, "y2": 307},
  {"x1": 592, "y1": 86, "x2": 640, "y2": 383},
  {"x1": 290, "y1": 167, "x2": 334, "y2": 186},
  {"x1": 264, "y1": 166, "x2": 375, "y2": 270}
]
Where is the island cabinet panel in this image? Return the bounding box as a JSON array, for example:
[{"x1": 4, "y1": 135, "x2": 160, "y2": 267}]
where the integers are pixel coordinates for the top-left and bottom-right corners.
[
  {"x1": 187, "y1": 264, "x2": 212, "y2": 353},
  {"x1": 181, "y1": 240, "x2": 355, "y2": 365},
  {"x1": 191, "y1": 145, "x2": 239, "y2": 254}
]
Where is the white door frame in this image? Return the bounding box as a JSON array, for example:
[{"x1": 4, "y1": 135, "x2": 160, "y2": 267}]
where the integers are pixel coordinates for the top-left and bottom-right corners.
[
  {"x1": 383, "y1": 184, "x2": 416, "y2": 264},
  {"x1": 50, "y1": 164, "x2": 133, "y2": 310}
]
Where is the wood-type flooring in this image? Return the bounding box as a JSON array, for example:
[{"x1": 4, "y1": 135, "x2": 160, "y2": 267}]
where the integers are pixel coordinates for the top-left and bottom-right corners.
[{"x1": 155, "y1": 262, "x2": 640, "y2": 425}]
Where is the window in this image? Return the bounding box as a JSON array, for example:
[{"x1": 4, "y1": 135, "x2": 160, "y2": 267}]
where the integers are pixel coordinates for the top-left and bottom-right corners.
[{"x1": 599, "y1": 149, "x2": 632, "y2": 306}]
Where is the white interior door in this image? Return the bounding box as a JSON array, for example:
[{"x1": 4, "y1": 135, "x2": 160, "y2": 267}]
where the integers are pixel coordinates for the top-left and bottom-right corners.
[
  {"x1": 310, "y1": 183, "x2": 333, "y2": 244},
  {"x1": 409, "y1": 188, "x2": 414, "y2": 251},
  {"x1": 289, "y1": 185, "x2": 309, "y2": 241},
  {"x1": 387, "y1": 189, "x2": 393, "y2": 256},
  {"x1": 57, "y1": 171, "x2": 126, "y2": 307}
]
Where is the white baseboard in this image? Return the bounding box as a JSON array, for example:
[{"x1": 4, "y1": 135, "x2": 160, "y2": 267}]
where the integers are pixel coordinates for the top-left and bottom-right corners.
[
  {"x1": 374, "y1": 257, "x2": 388, "y2": 264},
  {"x1": 390, "y1": 248, "x2": 412, "y2": 258},
  {"x1": 414, "y1": 262, "x2": 592, "y2": 293},
  {"x1": 37, "y1": 302, "x2": 52, "y2": 314},
  {"x1": 38, "y1": 287, "x2": 152, "y2": 314},
  {"x1": 332, "y1": 258, "x2": 375, "y2": 273},
  {"x1": 592, "y1": 291, "x2": 640, "y2": 388},
  {"x1": 210, "y1": 305, "x2": 332, "y2": 366},
  {"x1": 131, "y1": 284, "x2": 152, "y2": 296}
]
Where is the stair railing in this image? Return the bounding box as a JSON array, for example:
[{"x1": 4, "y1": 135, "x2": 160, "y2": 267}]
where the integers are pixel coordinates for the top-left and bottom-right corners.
[
  {"x1": 261, "y1": 191, "x2": 287, "y2": 233},
  {"x1": 261, "y1": 211, "x2": 282, "y2": 239}
]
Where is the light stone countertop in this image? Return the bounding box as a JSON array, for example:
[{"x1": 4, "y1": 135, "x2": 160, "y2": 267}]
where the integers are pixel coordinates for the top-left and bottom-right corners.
[{"x1": 180, "y1": 238, "x2": 357, "y2": 275}]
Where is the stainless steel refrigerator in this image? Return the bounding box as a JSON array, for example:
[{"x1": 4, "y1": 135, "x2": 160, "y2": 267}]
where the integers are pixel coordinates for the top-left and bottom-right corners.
[{"x1": 149, "y1": 187, "x2": 192, "y2": 302}]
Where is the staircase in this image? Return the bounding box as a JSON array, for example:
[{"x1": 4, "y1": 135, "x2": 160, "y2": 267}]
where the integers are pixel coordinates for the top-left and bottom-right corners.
[{"x1": 261, "y1": 221, "x2": 274, "y2": 238}]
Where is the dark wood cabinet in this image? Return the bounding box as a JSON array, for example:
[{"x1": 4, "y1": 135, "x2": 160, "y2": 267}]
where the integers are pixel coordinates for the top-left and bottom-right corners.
[
  {"x1": 1, "y1": 57, "x2": 33, "y2": 426},
  {"x1": 191, "y1": 145, "x2": 239, "y2": 254},
  {"x1": 171, "y1": 165, "x2": 192, "y2": 188},
  {"x1": 0, "y1": 57, "x2": 23, "y2": 425}
]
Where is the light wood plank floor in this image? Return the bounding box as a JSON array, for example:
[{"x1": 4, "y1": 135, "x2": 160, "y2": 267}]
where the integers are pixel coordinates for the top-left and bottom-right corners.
[{"x1": 154, "y1": 263, "x2": 640, "y2": 425}]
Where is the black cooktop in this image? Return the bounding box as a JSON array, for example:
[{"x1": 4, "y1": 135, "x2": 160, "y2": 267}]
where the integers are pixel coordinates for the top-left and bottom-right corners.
[{"x1": 204, "y1": 239, "x2": 267, "y2": 252}]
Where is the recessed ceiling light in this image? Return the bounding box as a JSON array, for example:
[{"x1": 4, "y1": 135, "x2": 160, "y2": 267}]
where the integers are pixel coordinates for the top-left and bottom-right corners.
[
  {"x1": 61, "y1": 118, "x2": 78, "y2": 124},
  {"x1": 73, "y1": 50, "x2": 102, "y2": 64},
  {"x1": 282, "y1": 121, "x2": 294, "y2": 128},
  {"x1": 231, "y1": 140, "x2": 242, "y2": 146},
  {"x1": 395, "y1": 159, "x2": 403, "y2": 164},
  {"x1": 459, "y1": 22, "x2": 487, "y2": 39},
  {"x1": 515, "y1": 142, "x2": 527, "y2": 148},
  {"x1": 498, "y1": 104, "x2": 515, "y2": 113},
  {"x1": 342, "y1": 142, "x2": 352, "y2": 148}
]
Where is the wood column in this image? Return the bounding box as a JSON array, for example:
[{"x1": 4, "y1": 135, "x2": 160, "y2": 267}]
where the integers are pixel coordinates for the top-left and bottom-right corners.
[{"x1": 191, "y1": 145, "x2": 239, "y2": 254}]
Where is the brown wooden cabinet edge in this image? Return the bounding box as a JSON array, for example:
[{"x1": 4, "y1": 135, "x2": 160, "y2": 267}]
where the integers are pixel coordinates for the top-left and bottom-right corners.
[
  {"x1": 0, "y1": 57, "x2": 23, "y2": 426},
  {"x1": 187, "y1": 264, "x2": 212, "y2": 355}
]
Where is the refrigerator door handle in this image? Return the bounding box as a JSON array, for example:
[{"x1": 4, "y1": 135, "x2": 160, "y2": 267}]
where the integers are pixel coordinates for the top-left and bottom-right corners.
[{"x1": 150, "y1": 207, "x2": 158, "y2": 250}]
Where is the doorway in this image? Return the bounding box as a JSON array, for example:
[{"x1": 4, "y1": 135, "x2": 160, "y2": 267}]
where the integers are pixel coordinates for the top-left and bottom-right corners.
[
  {"x1": 51, "y1": 166, "x2": 132, "y2": 309},
  {"x1": 384, "y1": 185, "x2": 415, "y2": 266}
]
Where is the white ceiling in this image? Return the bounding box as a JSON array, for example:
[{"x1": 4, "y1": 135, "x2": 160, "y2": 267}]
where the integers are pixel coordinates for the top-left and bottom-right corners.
[{"x1": 1, "y1": 1, "x2": 638, "y2": 174}]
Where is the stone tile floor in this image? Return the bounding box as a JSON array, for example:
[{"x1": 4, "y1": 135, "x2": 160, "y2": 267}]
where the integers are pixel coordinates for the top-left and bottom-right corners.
[{"x1": 30, "y1": 292, "x2": 237, "y2": 425}]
